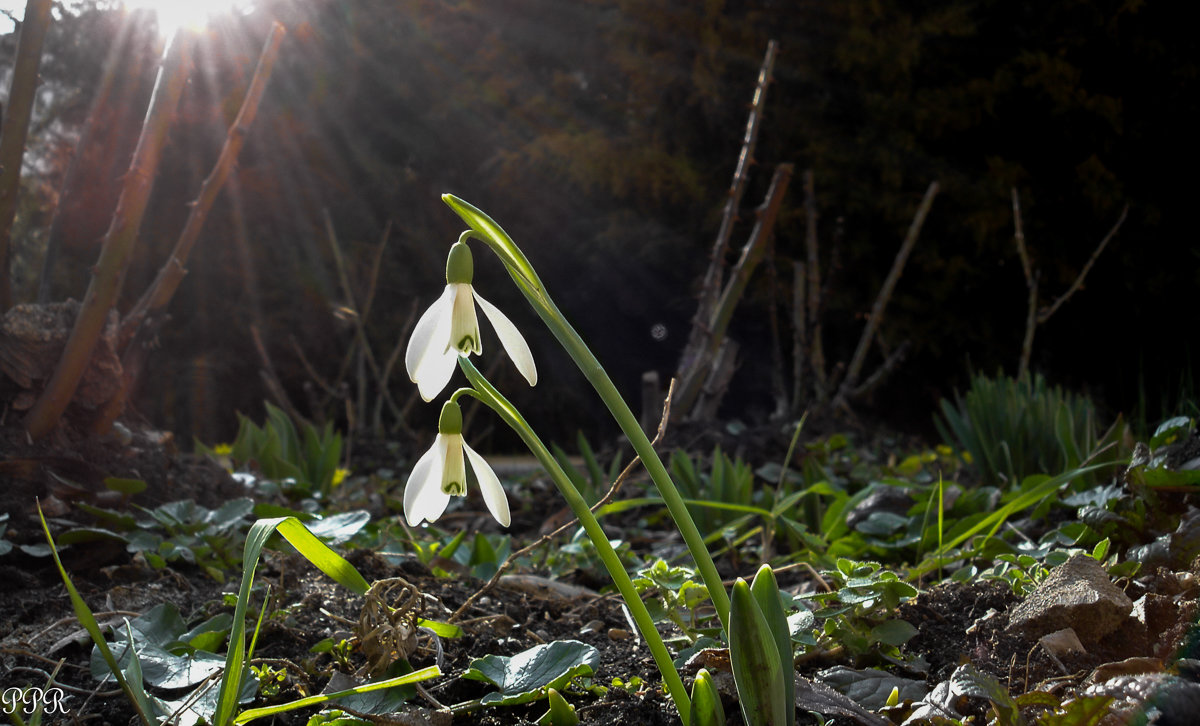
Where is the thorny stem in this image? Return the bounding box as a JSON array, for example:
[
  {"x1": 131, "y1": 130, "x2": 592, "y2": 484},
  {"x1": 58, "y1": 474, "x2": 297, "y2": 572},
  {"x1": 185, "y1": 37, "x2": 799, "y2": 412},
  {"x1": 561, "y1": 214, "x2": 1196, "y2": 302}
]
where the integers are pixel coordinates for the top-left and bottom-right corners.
[
  {"x1": 442, "y1": 195, "x2": 733, "y2": 639},
  {"x1": 456, "y1": 358, "x2": 691, "y2": 723}
]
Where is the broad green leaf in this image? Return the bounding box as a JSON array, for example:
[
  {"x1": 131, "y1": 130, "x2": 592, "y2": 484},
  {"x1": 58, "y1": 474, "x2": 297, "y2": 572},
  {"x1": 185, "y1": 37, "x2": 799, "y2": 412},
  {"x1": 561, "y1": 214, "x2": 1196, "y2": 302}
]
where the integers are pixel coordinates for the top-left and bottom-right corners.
[
  {"x1": 854, "y1": 511, "x2": 909, "y2": 536},
  {"x1": 869, "y1": 619, "x2": 919, "y2": 647},
  {"x1": 1151, "y1": 416, "x2": 1192, "y2": 449},
  {"x1": 304, "y1": 511, "x2": 371, "y2": 544},
  {"x1": 950, "y1": 664, "x2": 1019, "y2": 725},
  {"x1": 817, "y1": 666, "x2": 927, "y2": 709},
  {"x1": 463, "y1": 641, "x2": 599, "y2": 706}
]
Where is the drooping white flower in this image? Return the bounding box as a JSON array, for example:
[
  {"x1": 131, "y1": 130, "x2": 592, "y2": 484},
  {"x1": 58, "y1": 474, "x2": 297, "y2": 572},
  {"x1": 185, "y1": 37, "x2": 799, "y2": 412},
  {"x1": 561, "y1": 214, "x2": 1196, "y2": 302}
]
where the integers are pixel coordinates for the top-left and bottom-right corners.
[
  {"x1": 405, "y1": 241, "x2": 537, "y2": 401},
  {"x1": 403, "y1": 400, "x2": 510, "y2": 527}
]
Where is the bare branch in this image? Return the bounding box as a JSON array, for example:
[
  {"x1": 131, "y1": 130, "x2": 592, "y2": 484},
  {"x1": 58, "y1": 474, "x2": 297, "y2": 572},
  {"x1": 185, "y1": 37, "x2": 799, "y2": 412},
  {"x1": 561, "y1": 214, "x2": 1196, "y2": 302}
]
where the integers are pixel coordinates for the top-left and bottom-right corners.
[
  {"x1": 1038, "y1": 204, "x2": 1128, "y2": 324},
  {"x1": 835, "y1": 181, "x2": 938, "y2": 406},
  {"x1": 677, "y1": 40, "x2": 778, "y2": 379}
]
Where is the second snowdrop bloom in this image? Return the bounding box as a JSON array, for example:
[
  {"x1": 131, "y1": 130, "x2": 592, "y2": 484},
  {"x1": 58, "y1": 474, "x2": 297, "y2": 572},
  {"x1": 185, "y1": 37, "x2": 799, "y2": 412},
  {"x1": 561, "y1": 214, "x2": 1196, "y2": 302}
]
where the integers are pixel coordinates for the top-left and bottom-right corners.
[
  {"x1": 405, "y1": 241, "x2": 537, "y2": 401},
  {"x1": 403, "y1": 400, "x2": 511, "y2": 527}
]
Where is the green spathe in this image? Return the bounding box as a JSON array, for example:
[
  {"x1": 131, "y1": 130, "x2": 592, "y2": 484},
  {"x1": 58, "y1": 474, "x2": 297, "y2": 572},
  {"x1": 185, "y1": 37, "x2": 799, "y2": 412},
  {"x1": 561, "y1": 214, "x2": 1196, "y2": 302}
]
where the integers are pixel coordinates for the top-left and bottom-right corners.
[
  {"x1": 438, "y1": 400, "x2": 463, "y2": 434},
  {"x1": 446, "y1": 241, "x2": 474, "y2": 283}
]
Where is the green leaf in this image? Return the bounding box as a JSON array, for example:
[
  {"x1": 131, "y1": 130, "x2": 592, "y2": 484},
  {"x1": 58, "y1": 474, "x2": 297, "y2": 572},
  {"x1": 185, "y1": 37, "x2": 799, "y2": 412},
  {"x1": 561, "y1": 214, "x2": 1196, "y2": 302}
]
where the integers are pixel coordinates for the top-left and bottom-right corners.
[
  {"x1": 869, "y1": 619, "x2": 919, "y2": 647},
  {"x1": 304, "y1": 705, "x2": 369, "y2": 724},
  {"x1": 463, "y1": 641, "x2": 600, "y2": 706},
  {"x1": 304, "y1": 511, "x2": 371, "y2": 544},
  {"x1": 1140, "y1": 468, "x2": 1200, "y2": 488},
  {"x1": 234, "y1": 667, "x2": 440, "y2": 724},
  {"x1": 1151, "y1": 416, "x2": 1192, "y2": 449},
  {"x1": 854, "y1": 511, "x2": 909, "y2": 536},
  {"x1": 325, "y1": 663, "x2": 417, "y2": 714},
  {"x1": 750, "y1": 565, "x2": 795, "y2": 726},
  {"x1": 1036, "y1": 691, "x2": 1108, "y2": 724},
  {"x1": 416, "y1": 618, "x2": 463, "y2": 638},
  {"x1": 56, "y1": 527, "x2": 128, "y2": 546},
  {"x1": 537, "y1": 687, "x2": 580, "y2": 726},
  {"x1": 213, "y1": 517, "x2": 371, "y2": 726},
  {"x1": 38, "y1": 505, "x2": 157, "y2": 726},
  {"x1": 950, "y1": 664, "x2": 1019, "y2": 725},
  {"x1": 689, "y1": 668, "x2": 726, "y2": 726},
  {"x1": 104, "y1": 477, "x2": 148, "y2": 495},
  {"x1": 817, "y1": 666, "x2": 928, "y2": 710},
  {"x1": 729, "y1": 579, "x2": 788, "y2": 726},
  {"x1": 305, "y1": 710, "x2": 372, "y2": 726}
]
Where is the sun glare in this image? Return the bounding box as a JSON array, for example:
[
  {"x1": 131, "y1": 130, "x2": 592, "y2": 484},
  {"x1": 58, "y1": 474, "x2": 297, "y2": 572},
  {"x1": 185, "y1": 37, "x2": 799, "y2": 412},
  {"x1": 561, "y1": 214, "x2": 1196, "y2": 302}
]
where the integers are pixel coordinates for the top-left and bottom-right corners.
[{"x1": 124, "y1": 0, "x2": 251, "y2": 37}]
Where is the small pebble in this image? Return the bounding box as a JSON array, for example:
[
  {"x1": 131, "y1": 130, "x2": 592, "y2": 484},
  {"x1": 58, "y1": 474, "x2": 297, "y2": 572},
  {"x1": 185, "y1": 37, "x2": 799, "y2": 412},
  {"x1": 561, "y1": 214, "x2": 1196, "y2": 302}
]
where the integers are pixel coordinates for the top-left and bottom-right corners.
[
  {"x1": 579, "y1": 619, "x2": 605, "y2": 635},
  {"x1": 608, "y1": 628, "x2": 632, "y2": 641}
]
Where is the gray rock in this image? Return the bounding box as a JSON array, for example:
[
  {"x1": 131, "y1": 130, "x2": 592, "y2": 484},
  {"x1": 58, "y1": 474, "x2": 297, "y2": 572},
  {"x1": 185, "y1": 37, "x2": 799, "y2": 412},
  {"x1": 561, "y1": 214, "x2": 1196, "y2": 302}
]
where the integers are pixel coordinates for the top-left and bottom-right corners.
[{"x1": 1006, "y1": 553, "x2": 1133, "y2": 642}]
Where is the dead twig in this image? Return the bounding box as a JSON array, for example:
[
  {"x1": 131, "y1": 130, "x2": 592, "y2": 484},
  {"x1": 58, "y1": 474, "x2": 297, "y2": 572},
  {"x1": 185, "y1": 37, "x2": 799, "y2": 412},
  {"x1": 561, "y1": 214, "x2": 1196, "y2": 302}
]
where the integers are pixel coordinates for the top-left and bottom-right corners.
[
  {"x1": 324, "y1": 211, "x2": 407, "y2": 430},
  {"x1": 675, "y1": 164, "x2": 794, "y2": 418},
  {"x1": 803, "y1": 170, "x2": 829, "y2": 401},
  {"x1": 677, "y1": 40, "x2": 778, "y2": 379},
  {"x1": 250, "y1": 324, "x2": 309, "y2": 427},
  {"x1": 1038, "y1": 204, "x2": 1128, "y2": 324},
  {"x1": 834, "y1": 180, "x2": 938, "y2": 408},
  {"x1": 1012, "y1": 187, "x2": 1128, "y2": 377}
]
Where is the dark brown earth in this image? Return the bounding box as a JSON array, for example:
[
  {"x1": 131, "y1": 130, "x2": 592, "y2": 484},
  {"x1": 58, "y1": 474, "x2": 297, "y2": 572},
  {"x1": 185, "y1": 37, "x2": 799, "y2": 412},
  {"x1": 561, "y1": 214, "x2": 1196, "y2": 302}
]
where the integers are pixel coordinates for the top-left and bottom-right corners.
[{"x1": 2, "y1": 417, "x2": 1199, "y2": 725}]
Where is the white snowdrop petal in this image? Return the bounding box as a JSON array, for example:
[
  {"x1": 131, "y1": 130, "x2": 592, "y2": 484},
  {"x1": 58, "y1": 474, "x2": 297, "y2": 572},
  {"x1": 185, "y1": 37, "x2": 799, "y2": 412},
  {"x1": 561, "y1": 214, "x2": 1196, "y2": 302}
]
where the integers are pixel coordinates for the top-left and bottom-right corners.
[
  {"x1": 406, "y1": 286, "x2": 454, "y2": 384},
  {"x1": 464, "y1": 441, "x2": 510, "y2": 527},
  {"x1": 403, "y1": 439, "x2": 445, "y2": 526},
  {"x1": 473, "y1": 290, "x2": 537, "y2": 387},
  {"x1": 413, "y1": 347, "x2": 458, "y2": 402}
]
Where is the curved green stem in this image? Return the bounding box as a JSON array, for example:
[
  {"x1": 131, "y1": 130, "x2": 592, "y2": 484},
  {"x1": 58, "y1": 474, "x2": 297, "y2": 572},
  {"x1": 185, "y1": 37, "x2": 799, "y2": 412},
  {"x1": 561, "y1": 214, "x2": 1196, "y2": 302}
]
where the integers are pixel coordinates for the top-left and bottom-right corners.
[
  {"x1": 457, "y1": 358, "x2": 690, "y2": 722},
  {"x1": 444, "y1": 194, "x2": 732, "y2": 634}
]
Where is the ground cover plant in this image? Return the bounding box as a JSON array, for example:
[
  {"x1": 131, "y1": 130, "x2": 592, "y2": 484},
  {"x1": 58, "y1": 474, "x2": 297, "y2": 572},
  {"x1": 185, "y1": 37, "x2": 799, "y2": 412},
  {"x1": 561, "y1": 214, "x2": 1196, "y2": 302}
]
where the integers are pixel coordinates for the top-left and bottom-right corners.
[
  {"x1": 4, "y1": 3, "x2": 1200, "y2": 726},
  {"x1": 4, "y1": 194, "x2": 1200, "y2": 726}
]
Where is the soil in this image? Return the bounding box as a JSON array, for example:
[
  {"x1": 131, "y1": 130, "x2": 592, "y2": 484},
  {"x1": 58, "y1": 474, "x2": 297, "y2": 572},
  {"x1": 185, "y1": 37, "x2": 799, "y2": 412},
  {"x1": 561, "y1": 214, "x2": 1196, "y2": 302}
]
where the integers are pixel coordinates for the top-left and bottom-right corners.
[{"x1": 2, "y1": 416, "x2": 1198, "y2": 726}]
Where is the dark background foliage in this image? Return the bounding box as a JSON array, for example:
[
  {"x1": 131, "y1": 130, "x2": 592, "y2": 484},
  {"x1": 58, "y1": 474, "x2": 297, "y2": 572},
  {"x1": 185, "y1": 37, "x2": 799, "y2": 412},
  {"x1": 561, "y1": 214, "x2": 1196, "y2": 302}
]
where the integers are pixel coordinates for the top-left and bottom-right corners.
[{"x1": 2, "y1": 0, "x2": 1194, "y2": 446}]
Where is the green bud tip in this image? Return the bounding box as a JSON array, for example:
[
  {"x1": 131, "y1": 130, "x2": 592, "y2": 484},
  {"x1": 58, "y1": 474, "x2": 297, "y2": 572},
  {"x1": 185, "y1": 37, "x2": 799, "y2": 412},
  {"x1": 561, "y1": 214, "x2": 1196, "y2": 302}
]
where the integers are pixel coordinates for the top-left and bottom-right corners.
[
  {"x1": 446, "y1": 242, "x2": 474, "y2": 284},
  {"x1": 438, "y1": 400, "x2": 463, "y2": 434}
]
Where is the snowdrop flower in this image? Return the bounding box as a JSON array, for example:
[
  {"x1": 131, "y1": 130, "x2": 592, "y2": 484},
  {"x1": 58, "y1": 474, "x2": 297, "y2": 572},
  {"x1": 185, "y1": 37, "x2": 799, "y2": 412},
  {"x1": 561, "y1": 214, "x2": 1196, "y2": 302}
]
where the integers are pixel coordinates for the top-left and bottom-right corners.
[
  {"x1": 405, "y1": 241, "x2": 537, "y2": 401},
  {"x1": 404, "y1": 400, "x2": 510, "y2": 527}
]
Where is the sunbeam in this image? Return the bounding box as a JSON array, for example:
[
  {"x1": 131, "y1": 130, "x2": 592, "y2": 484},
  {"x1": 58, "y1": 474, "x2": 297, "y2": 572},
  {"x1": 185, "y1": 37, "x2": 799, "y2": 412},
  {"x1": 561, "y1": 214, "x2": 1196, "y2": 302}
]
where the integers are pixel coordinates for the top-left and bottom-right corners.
[{"x1": 124, "y1": 0, "x2": 255, "y2": 37}]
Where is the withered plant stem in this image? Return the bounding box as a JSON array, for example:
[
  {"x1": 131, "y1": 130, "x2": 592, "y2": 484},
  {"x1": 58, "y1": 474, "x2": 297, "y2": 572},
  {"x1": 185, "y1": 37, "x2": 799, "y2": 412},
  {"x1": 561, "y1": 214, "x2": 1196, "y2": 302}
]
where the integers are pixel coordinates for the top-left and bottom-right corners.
[
  {"x1": 119, "y1": 22, "x2": 286, "y2": 349},
  {"x1": 25, "y1": 30, "x2": 195, "y2": 440},
  {"x1": 0, "y1": 0, "x2": 53, "y2": 311},
  {"x1": 834, "y1": 180, "x2": 939, "y2": 407}
]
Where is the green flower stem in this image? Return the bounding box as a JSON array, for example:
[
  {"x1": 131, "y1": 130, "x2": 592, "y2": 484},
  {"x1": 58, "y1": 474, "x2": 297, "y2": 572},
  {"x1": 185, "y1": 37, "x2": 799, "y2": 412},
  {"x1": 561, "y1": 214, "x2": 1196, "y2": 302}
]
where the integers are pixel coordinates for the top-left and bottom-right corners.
[
  {"x1": 456, "y1": 358, "x2": 691, "y2": 722},
  {"x1": 443, "y1": 194, "x2": 732, "y2": 634}
]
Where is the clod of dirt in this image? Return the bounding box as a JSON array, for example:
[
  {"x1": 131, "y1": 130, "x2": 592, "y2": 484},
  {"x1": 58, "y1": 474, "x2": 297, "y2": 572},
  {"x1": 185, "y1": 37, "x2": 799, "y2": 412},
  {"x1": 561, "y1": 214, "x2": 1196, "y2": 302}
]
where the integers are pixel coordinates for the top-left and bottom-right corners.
[
  {"x1": 1006, "y1": 553, "x2": 1133, "y2": 642},
  {"x1": 0, "y1": 299, "x2": 122, "y2": 410}
]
